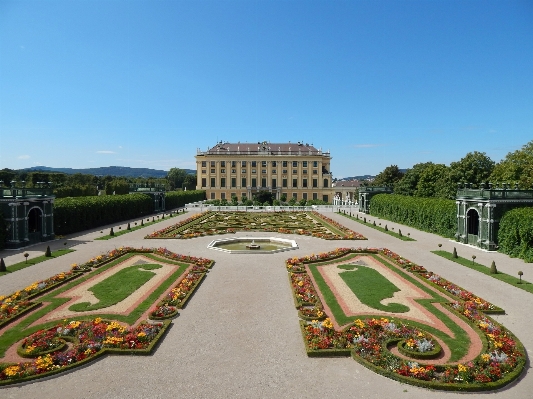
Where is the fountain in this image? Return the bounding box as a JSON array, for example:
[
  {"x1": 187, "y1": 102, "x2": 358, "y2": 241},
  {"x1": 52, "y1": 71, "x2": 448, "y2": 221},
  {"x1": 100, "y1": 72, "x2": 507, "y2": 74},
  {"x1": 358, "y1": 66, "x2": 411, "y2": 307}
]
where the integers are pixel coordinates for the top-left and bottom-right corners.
[
  {"x1": 207, "y1": 237, "x2": 298, "y2": 254},
  {"x1": 245, "y1": 240, "x2": 261, "y2": 250}
]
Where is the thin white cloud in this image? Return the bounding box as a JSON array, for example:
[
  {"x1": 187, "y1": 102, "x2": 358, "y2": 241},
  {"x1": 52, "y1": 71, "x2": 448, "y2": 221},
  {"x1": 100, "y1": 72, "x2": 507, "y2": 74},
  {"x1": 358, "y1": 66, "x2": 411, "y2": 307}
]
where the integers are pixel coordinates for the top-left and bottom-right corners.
[
  {"x1": 352, "y1": 144, "x2": 382, "y2": 148},
  {"x1": 96, "y1": 150, "x2": 116, "y2": 154},
  {"x1": 18, "y1": 155, "x2": 30, "y2": 159}
]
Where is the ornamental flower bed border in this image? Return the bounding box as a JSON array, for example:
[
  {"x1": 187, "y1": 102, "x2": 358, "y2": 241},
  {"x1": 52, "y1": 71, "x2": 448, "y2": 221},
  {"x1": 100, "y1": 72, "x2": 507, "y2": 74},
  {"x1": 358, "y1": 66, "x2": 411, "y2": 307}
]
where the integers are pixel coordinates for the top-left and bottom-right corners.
[
  {"x1": 286, "y1": 248, "x2": 527, "y2": 391},
  {"x1": 0, "y1": 319, "x2": 171, "y2": 386},
  {"x1": 145, "y1": 211, "x2": 367, "y2": 241},
  {"x1": 0, "y1": 247, "x2": 214, "y2": 386}
]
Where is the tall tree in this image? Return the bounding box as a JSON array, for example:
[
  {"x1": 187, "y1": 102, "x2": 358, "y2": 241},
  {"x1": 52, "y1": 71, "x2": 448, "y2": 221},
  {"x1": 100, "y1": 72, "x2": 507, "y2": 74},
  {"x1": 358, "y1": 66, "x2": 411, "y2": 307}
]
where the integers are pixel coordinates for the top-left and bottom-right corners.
[
  {"x1": 490, "y1": 140, "x2": 533, "y2": 188},
  {"x1": 394, "y1": 162, "x2": 434, "y2": 196},
  {"x1": 373, "y1": 165, "x2": 404, "y2": 187},
  {"x1": 449, "y1": 151, "x2": 495, "y2": 185},
  {"x1": 167, "y1": 168, "x2": 188, "y2": 190},
  {"x1": 416, "y1": 164, "x2": 449, "y2": 198}
]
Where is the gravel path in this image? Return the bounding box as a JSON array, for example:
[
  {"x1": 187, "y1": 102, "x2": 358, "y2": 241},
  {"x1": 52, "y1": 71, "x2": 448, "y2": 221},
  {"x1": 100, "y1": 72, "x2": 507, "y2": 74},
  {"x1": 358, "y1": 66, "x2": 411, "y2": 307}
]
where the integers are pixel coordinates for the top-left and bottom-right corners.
[{"x1": 0, "y1": 209, "x2": 531, "y2": 399}]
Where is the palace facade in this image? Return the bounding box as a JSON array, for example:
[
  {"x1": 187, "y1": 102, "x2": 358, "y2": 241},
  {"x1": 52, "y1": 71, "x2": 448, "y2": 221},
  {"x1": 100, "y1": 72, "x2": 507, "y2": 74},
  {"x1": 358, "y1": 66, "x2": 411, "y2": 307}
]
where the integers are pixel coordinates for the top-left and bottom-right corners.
[{"x1": 195, "y1": 141, "x2": 334, "y2": 202}]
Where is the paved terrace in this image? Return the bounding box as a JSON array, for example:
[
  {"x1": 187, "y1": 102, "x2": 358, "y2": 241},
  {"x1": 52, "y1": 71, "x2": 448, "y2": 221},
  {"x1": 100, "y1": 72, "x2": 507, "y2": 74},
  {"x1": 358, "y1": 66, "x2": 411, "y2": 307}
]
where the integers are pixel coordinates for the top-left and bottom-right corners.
[{"x1": 0, "y1": 209, "x2": 531, "y2": 399}]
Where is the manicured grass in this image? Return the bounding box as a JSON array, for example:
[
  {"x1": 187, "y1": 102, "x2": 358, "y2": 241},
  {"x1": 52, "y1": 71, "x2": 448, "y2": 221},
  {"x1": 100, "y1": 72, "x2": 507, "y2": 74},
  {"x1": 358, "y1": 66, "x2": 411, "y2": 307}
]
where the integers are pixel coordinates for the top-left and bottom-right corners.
[
  {"x1": 69, "y1": 264, "x2": 162, "y2": 311},
  {"x1": 0, "y1": 249, "x2": 75, "y2": 276},
  {"x1": 432, "y1": 250, "x2": 533, "y2": 294},
  {"x1": 338, "y1": 212, "x2": 416, "y2": 241},
  {"x1": 95, "y1": 212, "x2": 187, "y2": 240},
  {"x1": 338, "y1": 264, "x2": 410, "y2": 312},
  {"x1": 0, "y1": 252, "x2": 190, "y2": 357},
  {"x1": 307, "y1": 253, "x2": 474, "y2": 361}
]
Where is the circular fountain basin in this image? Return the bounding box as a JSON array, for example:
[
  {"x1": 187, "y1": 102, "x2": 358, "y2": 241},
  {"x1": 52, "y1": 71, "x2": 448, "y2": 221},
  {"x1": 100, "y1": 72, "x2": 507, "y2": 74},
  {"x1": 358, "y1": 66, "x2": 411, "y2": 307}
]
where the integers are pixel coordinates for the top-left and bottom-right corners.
[{"x1": 207, "y1": 237, "x2": 298, "y2": 254}]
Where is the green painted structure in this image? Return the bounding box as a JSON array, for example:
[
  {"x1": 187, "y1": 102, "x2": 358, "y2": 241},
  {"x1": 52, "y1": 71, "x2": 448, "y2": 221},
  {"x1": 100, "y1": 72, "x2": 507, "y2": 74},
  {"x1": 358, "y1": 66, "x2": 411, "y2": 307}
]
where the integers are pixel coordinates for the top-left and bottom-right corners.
[
  {"x1": 455, "y1": 183, "x2": 533, "y2": 250},
  {"x1": 0, "y1": 182, "x2": 55, "y2": 249},
  {"x1": 357, "y1": 186, "x2": 393, "y2": 214},
  {"x1": 129, "y1": 184, "x2": 166, "y2": 212}
]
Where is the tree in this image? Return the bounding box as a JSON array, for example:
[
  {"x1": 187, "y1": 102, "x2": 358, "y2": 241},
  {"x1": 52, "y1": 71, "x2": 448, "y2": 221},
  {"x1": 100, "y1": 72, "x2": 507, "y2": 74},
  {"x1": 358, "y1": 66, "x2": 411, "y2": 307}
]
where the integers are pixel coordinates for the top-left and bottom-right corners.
[
  {"x1": 490, "y1": 140, "x2": 533, "y2": 188},
  {"x1": 182, "y1": 173, "x2": 197, "y2": 190},
  {"x1": 167, "y1": 168, "x2": 188, "y2": 190},
  {"x1": 105, "y1": 179, "x2": 130, "y2": 195},
  {"x1": 416, "y1": 164, "x2": 449, "y2": 198},
  {"x1": 394, "y1": 162, "x2": 434, "y2": 196},
  {"x1": 253, "y1": 190, "x2": 274, "y2": 205},
  {"x1": 449, "y1": 151, "x2": 495, "y2": 186},
  {"x1": 373, "y1": 165, "x2": 404, "y2": 187}
]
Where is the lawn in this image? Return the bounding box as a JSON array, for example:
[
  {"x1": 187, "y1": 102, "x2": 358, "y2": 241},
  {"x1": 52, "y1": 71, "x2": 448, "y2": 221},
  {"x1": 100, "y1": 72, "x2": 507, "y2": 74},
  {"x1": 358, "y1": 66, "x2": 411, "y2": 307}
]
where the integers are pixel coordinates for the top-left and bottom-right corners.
[{"x1": 0, "y1": 249, "x2": 75, "y2": 276}]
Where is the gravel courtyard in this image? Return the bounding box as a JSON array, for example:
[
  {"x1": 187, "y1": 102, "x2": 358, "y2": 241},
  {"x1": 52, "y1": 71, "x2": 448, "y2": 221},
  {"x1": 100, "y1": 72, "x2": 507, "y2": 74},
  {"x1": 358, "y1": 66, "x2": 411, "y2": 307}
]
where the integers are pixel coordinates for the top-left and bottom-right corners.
[{"x1": 0, "y1": 209, "x2": 531, "y2": 399}]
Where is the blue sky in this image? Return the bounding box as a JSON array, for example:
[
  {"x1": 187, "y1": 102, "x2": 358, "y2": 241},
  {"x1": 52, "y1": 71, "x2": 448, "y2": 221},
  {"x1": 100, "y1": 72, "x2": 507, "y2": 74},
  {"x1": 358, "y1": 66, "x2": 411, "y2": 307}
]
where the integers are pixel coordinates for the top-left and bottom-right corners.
[{"x1": 1, "y1": 0, "x2": 532, "y2": 177}]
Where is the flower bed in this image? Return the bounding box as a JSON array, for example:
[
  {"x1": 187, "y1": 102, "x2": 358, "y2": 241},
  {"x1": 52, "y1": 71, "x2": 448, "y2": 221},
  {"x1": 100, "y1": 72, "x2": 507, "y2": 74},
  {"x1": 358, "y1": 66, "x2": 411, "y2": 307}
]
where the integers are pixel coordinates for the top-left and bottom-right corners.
[
  {"x1": 0, "y1": 247, "x2": 214, "y2": 386},
  {"x1": 286, "y1": 248, "x2": 526, "y2": 391},
  {"x1": 149, "y1": 305, "x2": 179, "y2": 320},
  {"x1": 0, "y1": 271, "x2": 82, "y2": 328},
  {"x1": 0, "y1": 318, "x2": 170, "y2": 386},
  {"x1": 158, "y1": 272, "x2": 205, "y2": 309},
  {"x1": 145, "y1": 211, "x2": 367, "y2": 240}
]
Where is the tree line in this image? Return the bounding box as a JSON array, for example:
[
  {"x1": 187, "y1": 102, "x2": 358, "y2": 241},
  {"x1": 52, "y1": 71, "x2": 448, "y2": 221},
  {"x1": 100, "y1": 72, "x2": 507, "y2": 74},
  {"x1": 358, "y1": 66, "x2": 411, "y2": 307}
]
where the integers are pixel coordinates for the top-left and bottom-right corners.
[
  {"x1": 370, "y1": 139, "x2": 533, "y2": 198},
  {"x1": 0, "y1": 167, "x2": 197, "y2": 198}
]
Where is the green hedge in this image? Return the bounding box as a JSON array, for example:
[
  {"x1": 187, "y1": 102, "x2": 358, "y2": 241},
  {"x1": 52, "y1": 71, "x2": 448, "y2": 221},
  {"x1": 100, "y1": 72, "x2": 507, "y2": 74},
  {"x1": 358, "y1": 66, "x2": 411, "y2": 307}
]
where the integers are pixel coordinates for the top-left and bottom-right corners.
[
  {"x1": 369, "y1": 194, "x2": 456, "y2": 238},
  {"x1": 0, "y1": 211, "x2": 5, "y2": 250},
  {"x1": 498, "y1": 207, "x2": 533, "y2": 262},
  {"x1": 165, "y1": 190, "x2": 205, "y2": 209},
  {"x1": 54, "y1": 194, "x2": 153, "y2": 235}
]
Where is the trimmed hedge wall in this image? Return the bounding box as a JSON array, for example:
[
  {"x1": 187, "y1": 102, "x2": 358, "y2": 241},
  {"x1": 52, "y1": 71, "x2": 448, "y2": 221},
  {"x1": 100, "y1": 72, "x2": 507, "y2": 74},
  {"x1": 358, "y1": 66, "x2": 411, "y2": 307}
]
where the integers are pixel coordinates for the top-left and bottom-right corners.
[
  {"x1": 498, "y1": 207, "x2": 533, "y2": 262},
  {"x1": 0, "y1": 211, "x2": 5, "y2": 250},
  {"x1": 165, "y1": 190, "x2": 205, "y2": 209},
  {"x1": 54, "y1": 194, "x2": 153, "y2": 235},
  {"x1": 369, "y1": 194, "x2": 456, "y2": 238}
]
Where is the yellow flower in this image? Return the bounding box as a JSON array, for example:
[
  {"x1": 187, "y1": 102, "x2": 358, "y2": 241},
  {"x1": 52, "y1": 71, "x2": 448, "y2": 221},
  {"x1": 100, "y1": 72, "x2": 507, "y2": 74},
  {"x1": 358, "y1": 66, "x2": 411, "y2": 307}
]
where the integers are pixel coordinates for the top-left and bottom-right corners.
[
  {"x1": 354, "y1": 319, "x2": 365, "y2": 329},
  {"x1": 35, "y1": 354, "x2": 53, "y2": 370},
  {"x1": 3, "y1": 365, "x2": 21, "y2": 377},
  {"x1": 458, "y1": 364, "x2": 468, "y2": 373},
  {"x1": 481, "y1": 353, "x2": 491, "y2": 362},
  {"x1": 321, "y1": 318, "x2": 333, "y2": 329}
]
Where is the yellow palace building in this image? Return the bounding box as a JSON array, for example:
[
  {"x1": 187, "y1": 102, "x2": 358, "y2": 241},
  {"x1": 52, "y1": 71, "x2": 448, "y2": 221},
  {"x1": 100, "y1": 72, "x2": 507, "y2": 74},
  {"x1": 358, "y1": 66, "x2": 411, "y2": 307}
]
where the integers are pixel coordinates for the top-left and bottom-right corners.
[{"x1": 195, "y1": 141, "x2": 334, "y2": 202}]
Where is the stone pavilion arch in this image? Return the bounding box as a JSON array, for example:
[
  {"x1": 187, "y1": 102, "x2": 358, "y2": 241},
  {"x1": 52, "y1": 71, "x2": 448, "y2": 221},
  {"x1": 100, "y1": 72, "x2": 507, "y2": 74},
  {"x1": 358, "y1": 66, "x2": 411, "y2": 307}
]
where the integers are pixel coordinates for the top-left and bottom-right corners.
[
  {"x1": 27, "y1": 206, "x2": 44, "y2": 245},
  {"x1": 465, "y1": 207, "x2": 480, "y2": 245}
]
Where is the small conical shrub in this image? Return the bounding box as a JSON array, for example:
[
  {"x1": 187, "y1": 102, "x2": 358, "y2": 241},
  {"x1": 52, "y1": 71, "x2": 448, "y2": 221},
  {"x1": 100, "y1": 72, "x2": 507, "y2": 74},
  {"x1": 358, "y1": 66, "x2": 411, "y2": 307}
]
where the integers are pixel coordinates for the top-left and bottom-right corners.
[
  {"x1": 364, "y1": 217, "x2": 366, "y2": 223},
  {"x1": 385, "y1": 225, "x2": 388, "y2": 231},
  {"x1": 373, "y1": 221, "x2": 376, "y2": 226},
  {"x1": 152, "y1": 217, "x2": 155, "y2": 222},
  {"x1": 141, "y1": 219, "x2": 144, "y2": 226},
  {"x1": 127, "y1": 223, "x2": 131, "y2": 230},
  {"x1": 110, "y1": 227, "x2": 115, "y2": 236},
  {"x1": 398, "y1": 229, "x2": 402, "y2": 237},
  {"x1": 45, "y1": 246, "x2": 52, "y2": 257},
  {"x1": 162, "y1": 213, "x2": 165, "y2": 219},
  {"x1": 452, "y1": 247, "x2": 458, "y2": 258},
  {"x1": 349, "y1": 212, "x2": 352, "y2": 217},
  {"x1": 490, "y1": 261, "x2": 498, "y2": 274},
  {"x1": 0, "y1": 258, "x2": 6, "y2": 272}
]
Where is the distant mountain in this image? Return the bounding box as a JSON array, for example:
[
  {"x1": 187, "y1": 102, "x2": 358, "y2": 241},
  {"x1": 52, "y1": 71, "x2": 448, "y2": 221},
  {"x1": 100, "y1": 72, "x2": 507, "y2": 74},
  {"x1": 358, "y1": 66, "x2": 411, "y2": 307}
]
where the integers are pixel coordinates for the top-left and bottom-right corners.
[{"x1": 20, "y1": 166, "x2": 195, "y2": 178}]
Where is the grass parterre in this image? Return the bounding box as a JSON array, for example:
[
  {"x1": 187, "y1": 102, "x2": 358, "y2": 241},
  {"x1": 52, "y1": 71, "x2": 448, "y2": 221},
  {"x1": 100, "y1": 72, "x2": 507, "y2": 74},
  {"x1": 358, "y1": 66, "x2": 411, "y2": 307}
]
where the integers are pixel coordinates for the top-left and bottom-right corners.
[
  {"x1": 145, "y1": 211, "x2": 366, "y2": 240},
  {"x1": 0, "y1": 247, "x2": 214, "y2": 386},
  {"x1": 287, "y1": 247, "x2": 526, "y2": 391}
]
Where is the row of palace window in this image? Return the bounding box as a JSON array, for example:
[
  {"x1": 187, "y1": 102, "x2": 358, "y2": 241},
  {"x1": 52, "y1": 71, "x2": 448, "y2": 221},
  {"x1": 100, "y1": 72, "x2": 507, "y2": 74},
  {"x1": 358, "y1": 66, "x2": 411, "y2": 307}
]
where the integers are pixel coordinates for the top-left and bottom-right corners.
[
  {"x1": 201, "y1": 160, "x2": 319, "y2": 168},
  {"x1": 201, "y1": 177, "x2": 329, "y2": 189},
  {"x1": 210, "y1": 192, "x2": 329, "y2": 202},
  {"x1": 203, "y1": 168, "x2": 318, "y2": 175}
]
